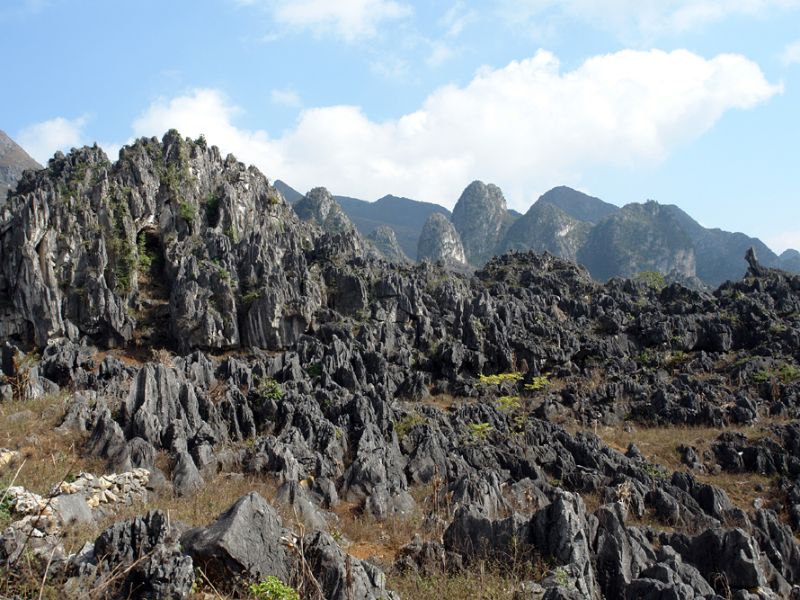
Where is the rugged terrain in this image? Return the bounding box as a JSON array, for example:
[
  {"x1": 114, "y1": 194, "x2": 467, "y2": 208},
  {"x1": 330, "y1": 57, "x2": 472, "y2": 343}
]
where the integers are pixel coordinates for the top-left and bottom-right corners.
[{"x1": 2, "y1": 131, "x2": 800, "y2": 599}]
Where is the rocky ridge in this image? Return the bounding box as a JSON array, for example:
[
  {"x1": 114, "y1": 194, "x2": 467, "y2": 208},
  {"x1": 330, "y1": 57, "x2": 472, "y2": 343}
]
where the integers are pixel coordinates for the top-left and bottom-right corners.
[{"x1": 1, "y1": 132, "x2": 800, "y2": 599}]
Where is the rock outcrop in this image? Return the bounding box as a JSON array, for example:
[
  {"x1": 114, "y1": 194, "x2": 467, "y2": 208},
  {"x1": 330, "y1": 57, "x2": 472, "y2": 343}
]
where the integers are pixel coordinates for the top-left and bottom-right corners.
[
  {"x1": 417, "y1": 212, "x2": 467, "y2": 266},
  {"x1": 451, "y1": 180, "x2": 515, "y2": 265},
  {"x1": 498, "y1": 200, "x2": 590, "y2": 262},
  {"x1": 366, "y1": 225, "x2": 409, "y2": 264}
]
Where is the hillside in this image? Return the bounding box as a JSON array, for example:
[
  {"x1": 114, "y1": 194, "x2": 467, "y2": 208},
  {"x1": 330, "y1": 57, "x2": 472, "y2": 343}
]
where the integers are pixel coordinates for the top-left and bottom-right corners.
[
  {"x1": 0, "y1": 130, "x2": 41, "y2": 200},
  {"x1": 2, "y1": 131, "x2": 800, "y2": 599}
]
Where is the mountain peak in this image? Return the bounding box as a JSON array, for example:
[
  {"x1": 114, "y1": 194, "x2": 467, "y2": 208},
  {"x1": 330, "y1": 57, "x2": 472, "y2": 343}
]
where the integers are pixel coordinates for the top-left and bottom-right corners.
[
  {"x1": 538, "y1": 186, "x2": 618, "y2": 224},
  {"x1": 0, "y1": 130, "x2": 42, "y2": 200},
  {"x1": 452, "y1": 180, "x2": 513, "y2": 265},
  {"x1": 417, "y1": 212, "x2": 467, "y2": 266}
]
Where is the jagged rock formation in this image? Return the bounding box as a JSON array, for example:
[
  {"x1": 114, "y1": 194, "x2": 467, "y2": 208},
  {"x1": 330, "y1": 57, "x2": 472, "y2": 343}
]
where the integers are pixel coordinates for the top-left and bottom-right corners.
[
  {"x1": 498, "y1": 200, "x2": 590, "y2": 262},
  {"x1": 366, "y1": 226, "x2": 409, "y2": 264},
  {"x1": 416, "y1": 212, "x2": 467, "y2": 266},
  {"x1": 0, "y1": 130, "x2": 41, "y2": 201},
  {"x1": 4, "y1": 132, "x2": 800, "y2": 599},
  {"x1": 451, "y1": 181, "x2": 516, "y2": 265},
  {"x1": 0, "y1": 131, "x2": 322, "y2": 351},
  {"x1": 578, "y1": 200, "x2": 697, "y2": 281},
  {"x1": 293, "y1": 187, "x2": 357, "y2": 236}
]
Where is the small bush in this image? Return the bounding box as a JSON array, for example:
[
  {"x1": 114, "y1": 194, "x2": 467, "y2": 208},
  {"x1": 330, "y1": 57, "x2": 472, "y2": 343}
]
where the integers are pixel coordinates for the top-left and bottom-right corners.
[
  {"x1": 179, "y1": 201, "x2": 196, "y2": 222},
  {"x1": 468, "y1": 422, "x2": 493, "y2": 440},
  {"x1": 479, "y1": 372, "x2": 523, "y2": 386},
  {"x1": 256, "y1": 377, "x2": 283, "y2": 402},
  {"x1": 635, "y1": 271, "x2": 666, "y2": 291},
  {"x1": 523, "y1": 376, "x2": 550, "y2": 392},
  {"x1": 249, "y1": 576, "x2": 299, "y2": 600},
  {"x1": 497, "y1": 395, "x2": 521, "y2": 412},
  {"x1": 395, "y1": 412, "x2": 427, "y2": 441}
]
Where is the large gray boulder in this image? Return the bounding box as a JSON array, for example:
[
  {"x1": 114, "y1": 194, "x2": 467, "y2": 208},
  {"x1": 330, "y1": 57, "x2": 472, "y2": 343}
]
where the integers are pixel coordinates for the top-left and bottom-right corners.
[{"x1": 181, "y1": 492, "x2": 294, "y2": 583}]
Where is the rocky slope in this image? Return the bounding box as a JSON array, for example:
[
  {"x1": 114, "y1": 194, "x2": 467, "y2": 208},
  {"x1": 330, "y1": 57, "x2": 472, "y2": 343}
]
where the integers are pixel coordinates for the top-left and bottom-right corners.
[
  {"x1": 497, "y1": 199, "x2": 590, "y2": 262},
  {"x1": 2, "y1": 132, "x2": 800, "y2": 599},
  {"x1": 0, "y1": 130, "x2": 41, "y2": 201},
  {"x1": 578, "y1": 201, "x2": 697, "y2": 281}
]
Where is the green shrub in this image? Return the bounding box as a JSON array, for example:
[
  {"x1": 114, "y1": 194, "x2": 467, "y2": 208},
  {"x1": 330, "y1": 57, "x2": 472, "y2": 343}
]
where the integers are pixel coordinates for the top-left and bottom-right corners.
[
  {"x1": 255, "y1": 377, "x2": 283, "y2": 402},
  {"x1": 467, "y1": 422, "x2": 493, "y2": 440},
  {"x1": 395, "y1": 412, "x2": 427, "y2": 441},
  {"x1": 478, "y1": 372, "x2": 523, "y2": 386},
  {"x1": 523, "y1": 376, "x2": 550, "y2": 392},
  {"x1": 635, "y1": 270, "x2": 666, "y2": 291},
  {"x1": 179, "y1": 201, "x2": 196, "y2": 222},
  {"x1": 496, "y1": 395, "x2": 521, "y2": 412},
  {"x1": 249, "y1": 576, "x2": 299, "y2": 600},
  {"x1": 754, "y1": 363, "x2": 800, "y2": 385}
]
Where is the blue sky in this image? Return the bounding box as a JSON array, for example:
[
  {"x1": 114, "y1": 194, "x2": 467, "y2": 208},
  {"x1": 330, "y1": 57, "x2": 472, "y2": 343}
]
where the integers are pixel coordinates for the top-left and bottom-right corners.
[{"x1": 2, "y1": 0, "x2": 799, "y2": 252}]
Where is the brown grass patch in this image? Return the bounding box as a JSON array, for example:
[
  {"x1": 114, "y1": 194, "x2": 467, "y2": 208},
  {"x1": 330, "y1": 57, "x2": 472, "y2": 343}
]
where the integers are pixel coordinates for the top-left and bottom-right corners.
[{"x1": 0, "y1": 393, "x2": 104, "y2": 495}]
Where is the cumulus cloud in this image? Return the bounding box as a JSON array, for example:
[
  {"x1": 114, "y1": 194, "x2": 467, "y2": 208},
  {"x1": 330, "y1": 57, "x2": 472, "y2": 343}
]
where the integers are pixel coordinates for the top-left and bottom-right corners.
[
  {"x1": 238, "y1": 0, "x2": 412, "y2": 41},
  {"x1": 131, "y1": 49, "x2": 780, "y2": 209},
  {"x1": 17, "y1": 115, "x2": 89, "y2": 164},
  {"x1": 781, "y1": 40, "x2": 800, "y2": 65},
  {"x1": 503, "y1": 0, "x2": 800, "y2": 41}
]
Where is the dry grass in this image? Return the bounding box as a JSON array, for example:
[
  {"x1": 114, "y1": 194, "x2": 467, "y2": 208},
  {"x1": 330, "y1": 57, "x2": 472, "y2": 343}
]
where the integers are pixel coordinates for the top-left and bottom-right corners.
[
  {"x1": 595, "y1": 423, "x2": 771, "y2": 472},
  {"x1": 388, "y1": 569, "x2": 523, "y2": 600},
  {"x1": 0, "y1": 393, "x2": 104, "y2": 495},
  {"x1": 593, "y1": 423, "x2": 781, "y2": 513}
]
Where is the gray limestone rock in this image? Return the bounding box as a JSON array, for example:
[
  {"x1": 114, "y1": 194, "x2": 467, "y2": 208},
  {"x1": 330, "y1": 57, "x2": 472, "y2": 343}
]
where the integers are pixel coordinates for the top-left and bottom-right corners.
[{"x1": 417, "y1": 213, "x2": 467, "y2": 267}]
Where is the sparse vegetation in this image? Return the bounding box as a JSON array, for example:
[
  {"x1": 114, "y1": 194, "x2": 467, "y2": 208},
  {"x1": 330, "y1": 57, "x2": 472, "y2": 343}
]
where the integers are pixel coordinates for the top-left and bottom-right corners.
[
  {"x1": 179, "y1": 201, "x2": 196, "y2": 222},
  {"x1": 467, "y1": 422, "x2": 493, "y2": 440},
  {"x1": 255, "y1": 377, "x2": 283, "y2": 403},
  {"x1": 249, "y1": 576, "x2": 299, "y2": 600},
  {"x1": 634, "y1": 270, "x2": 666, "y2": 291},
  {"x1": 479, "y1": 372, "x2": 523, "y2": 386},
  {"x1": 523, "y1": 376, "x2": 550, "y2": 392},
  {"x1": 395, "y1": 412, "x2": 427, "y2": 441}
]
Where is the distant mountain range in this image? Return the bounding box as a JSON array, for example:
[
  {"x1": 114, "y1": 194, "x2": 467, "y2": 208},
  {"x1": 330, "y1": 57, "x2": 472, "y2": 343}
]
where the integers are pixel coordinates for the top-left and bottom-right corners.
[
  {"x1": 3, "y1": 132, "x2": 795, "y2": 287},
  {"x1": 276, "y1": 180, "x2": 449, "y2": 260},
  {"x1": 0, "y1": 130, "x2": 41, "y2": 201},
  {"x1": 280, "y1": 179, "x2": 799, "y2": 287}
]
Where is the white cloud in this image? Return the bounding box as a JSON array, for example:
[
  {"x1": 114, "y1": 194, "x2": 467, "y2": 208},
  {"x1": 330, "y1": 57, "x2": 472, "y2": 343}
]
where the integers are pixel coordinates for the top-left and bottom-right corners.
[
  {"x1": 503, "y1": 0, "x2": 800, "y2": 41},
  {"x1": 440, "y1": 1, "x2": 477, "y2": 38},
  {"x1": 17, "y1": 115, "x2": 89, "y2": 164},
  {"x1": 132, "y1": 90, "x2": 286, "y2": 172},
  {"x1": 238, "y1": 0, "x2": 412, "y2": 41},
  {"x1": 270, "y1": 88, "x2": 302, "y2": 108},
  {"x1": 781, "y1": 40, "x2": 800, "y2": 65},
  {"x1": 426, "y1": 41, "x2": 455, "y2": 67},
  {"x1": 130, "y1": 50, "x2": 780, "y2": 210}
]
